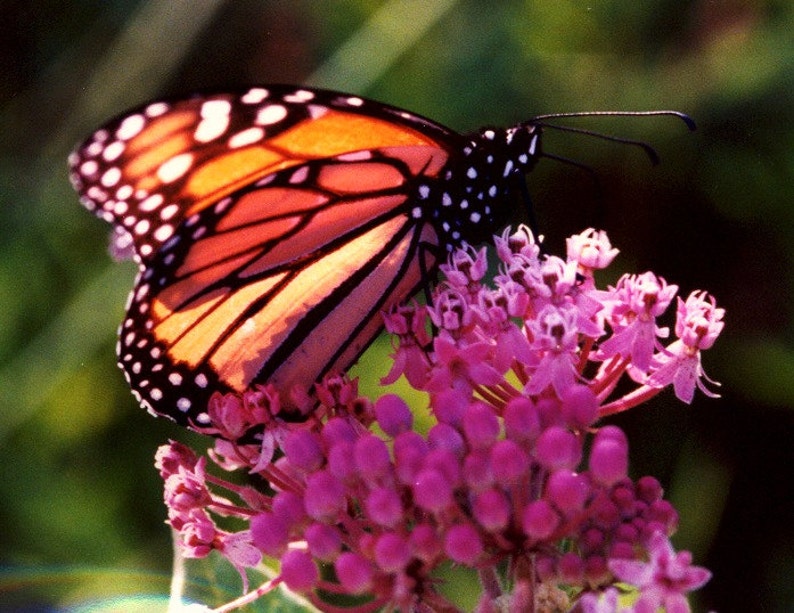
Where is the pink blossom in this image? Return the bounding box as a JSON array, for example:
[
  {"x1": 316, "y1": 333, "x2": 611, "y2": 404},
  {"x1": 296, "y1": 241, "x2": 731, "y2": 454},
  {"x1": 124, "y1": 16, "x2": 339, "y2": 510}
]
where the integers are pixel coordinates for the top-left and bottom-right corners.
[
  {"x1": 381, "y1": 302, "x2": 432, "y2": 387},
  {"x1": 609, "y1": 531, "x2": 712, "y2": 613},
  {"x1": 640, "y1": 290, "x2": 725, "y2": 402},
  {"x1": 279, "y1": 549, "x2": 319, "y2": 593},
  {"x1": 178, "y1": 508, "x2": 217, "y2": 558},
  {"x1": 524, "y1": 304, "x2": 581, "y2": 396},
  {"x1": 440, "y1": 243, "x2": 489, "y2": 291},
  {"x1": 155, "y1": 440, "x2": 199, "y2": 478},
  {"x1": 494, "y1": 224, "x2": 541, "y2": 263},
  {"x1": 163, "y1": 457, "x2": 212, "y2": 516},
  {"x1": 648, "y1": 339, "x2": 721, "y2": 404},
  {"x1": 219, "y1": 530, "x2": 262, "y2": 591},
  {"x1": 153, "y1": 228, "x2": 720, "y2": 612},
  {"x1": 472, "y1": 284, "x2": 533, "y2": 371},
  {"x1": 675, "y1": 290, "x2": 725, "y2": 350},
  {"x1": 425, "y1": 333, "x2": 504, "y2": 395},
  {"x1": 579, "y1": 587, "x2": 628, "y2": 613},
  {"x1": 567, "y1": 228, "x2": 620, "y2": 272},
  {"x1": 598, "y1": 272, "x2": 678, "y2": 372}
]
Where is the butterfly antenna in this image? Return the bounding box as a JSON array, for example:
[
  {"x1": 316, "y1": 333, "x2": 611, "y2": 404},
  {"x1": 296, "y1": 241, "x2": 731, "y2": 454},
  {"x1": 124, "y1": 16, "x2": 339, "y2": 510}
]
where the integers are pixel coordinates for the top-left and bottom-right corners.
[
  {"x1": 528, "y1": 110, "x2": 696, "y2": 166},
  {"x1": 532, "y1": 110, "x2": 696, "y2": 130}
]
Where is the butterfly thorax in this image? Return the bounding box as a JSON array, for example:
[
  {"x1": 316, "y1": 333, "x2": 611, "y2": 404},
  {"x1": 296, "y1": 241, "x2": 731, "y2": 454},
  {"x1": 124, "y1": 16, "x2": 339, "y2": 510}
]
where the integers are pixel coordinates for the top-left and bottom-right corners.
[{"x1": 415, "y1": 124, "x2": 542, "y2": 249}]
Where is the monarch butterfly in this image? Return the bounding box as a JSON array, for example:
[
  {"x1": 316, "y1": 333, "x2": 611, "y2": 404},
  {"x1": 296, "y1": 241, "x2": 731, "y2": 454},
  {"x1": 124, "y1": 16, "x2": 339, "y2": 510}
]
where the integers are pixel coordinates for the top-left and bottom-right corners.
[{"x1": 69, "y1": 85, "x2": 691, "y2": 428}]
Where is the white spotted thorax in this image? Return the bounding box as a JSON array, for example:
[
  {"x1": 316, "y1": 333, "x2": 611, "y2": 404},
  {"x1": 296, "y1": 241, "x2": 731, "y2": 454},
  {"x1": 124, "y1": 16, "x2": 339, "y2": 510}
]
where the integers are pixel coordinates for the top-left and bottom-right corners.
[
  {"x1": 413, "y1": 125, "x2": 541, "y2": 249},
  {"x1": 69, "y1": 86, "x2": 545, "y2": 426}
]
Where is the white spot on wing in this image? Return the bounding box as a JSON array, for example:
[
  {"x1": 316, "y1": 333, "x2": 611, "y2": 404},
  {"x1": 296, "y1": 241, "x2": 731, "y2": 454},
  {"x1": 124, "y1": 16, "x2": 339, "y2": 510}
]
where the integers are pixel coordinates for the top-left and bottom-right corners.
[
  {"x1": 195, "y1": 100, "x2": 232, "y2": 142},
  {"x1": 145, "y1": 102, "x2": 169, "y2": 117},
  {"x1": 229, "y1": 127, "x2": 265, "y2": 148},
  {"x1": 80, "y1": 160, "x2": 98, "y2": 176},
  {"x1": 308, "y1": 104, "x2": 328, "y2": 118},
  {"x1": 201, "y1": 99, "x2": 232, "y2": 117},
  {"x1": 157, "y1": 153, "x2": 194, "y2": 183},
  {"x1": 284, "y1": 89, "x2": 314, "y2": 102},
  {"x1": 140, "y1": 194, "x2": 164, "y2": 212},
  {"x1": 117, "y1": 114, "x2": 145, "y2": 140},
  {"x1": 103, "y1": 141, "x2": 125, "y2": 162},
  {"x1": 256, "y1": 104, "x2": 288, "y2": 125},
  {"x1": 85, "y1": 142, "x2": 103, "y2": 157},
  {"x1": 160, "y1": 204, "x2": 179, "y2": 220},
  {"x1": 337, "y1": 150, "x2": 372, "y2": 162},
  {"x1": 153, "y1": 224, "x2": 174, "y2": 242},
  {"x1": 242, "y1": 88, "x2": 269, "y2": 104}
]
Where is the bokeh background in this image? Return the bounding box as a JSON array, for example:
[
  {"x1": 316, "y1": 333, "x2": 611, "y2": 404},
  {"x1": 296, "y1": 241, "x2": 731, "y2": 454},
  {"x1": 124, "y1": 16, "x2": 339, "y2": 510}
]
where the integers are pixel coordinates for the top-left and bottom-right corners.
[{"x1": 1, "y1": 1, "x2": 792, "y2": 611}]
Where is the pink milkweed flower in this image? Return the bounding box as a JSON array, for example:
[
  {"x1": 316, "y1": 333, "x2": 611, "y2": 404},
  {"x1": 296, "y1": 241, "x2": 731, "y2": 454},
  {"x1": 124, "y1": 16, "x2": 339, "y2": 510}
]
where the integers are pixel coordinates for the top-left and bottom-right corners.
[
  {"x1": 524, "y1": 304, "x2": 581, "y2": 397},
  {"x1": 567, "y1": 228, "x2": 620, "y2": 273},
  {"x1": 440, "y1": 242, "x2": 489, "y2": 291},
  {"x1": 425, "y1": 333, "x2": 504, "y2": 396},
  {"x1": 471, "y1": 284, "x2": 533, "y2": 372},
  {"x1": 218, "y1": 530, "x2": 262, "y2": 591},
  {"x1": 520, "y1": 255, "x2": 577, "y2": 307},
  {"x1": 647, "y1": 340, "x2": 722, "y2": 404},
  {"x1": 163, "y1": 456, "x2": 212, "y2": 516},
  {"x1": 381, "y1": 302, "x2": 432, "y2": 388},
  {"x1": 494, "y1": 224, "x2": 541, "y2": 263},
  {"x1": 426, "y1": 287, "x2": 472, "y2": 334},
  {"x1": 152, "y1": 227, "x2": 720, "y2": 612},
  {"x1": 675, "y1": 290, "x2": 725, "y2": 351},
  {"x1": 646, "y1": 291, "x2": 724, "y2": 403},
  {"x1": 598, "y1": 272, "x2": 678, "y2": 373},
  {"x1": 579, "y1": 587, "x2": 629, "y2": 613},
  {"x1": 178, "y1": 508, "x2": 217, "y2": 558},
  {"x1": 608, "y1": 531, "x2": 712, "y2": 613}
]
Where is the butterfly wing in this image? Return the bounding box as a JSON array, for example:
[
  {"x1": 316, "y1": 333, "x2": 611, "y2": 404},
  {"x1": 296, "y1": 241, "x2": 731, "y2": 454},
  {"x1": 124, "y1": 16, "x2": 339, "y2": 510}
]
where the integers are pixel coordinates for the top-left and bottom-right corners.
[
  {"x1": 120, "y1": 145, "x2": 448, "y2": 424},
  {"x1": 68, "y1": 86, "x2": 458, "y2": 262},
  {"x1": 68, "y1": 86, "x2": 466, "y2": 424}
]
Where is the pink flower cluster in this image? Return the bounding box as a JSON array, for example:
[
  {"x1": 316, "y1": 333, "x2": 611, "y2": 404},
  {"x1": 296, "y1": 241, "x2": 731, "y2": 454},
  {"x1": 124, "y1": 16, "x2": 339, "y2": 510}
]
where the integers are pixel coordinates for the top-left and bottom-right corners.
[{"x1": 156, "y1": 228, "x2": 720, "y2": 612}]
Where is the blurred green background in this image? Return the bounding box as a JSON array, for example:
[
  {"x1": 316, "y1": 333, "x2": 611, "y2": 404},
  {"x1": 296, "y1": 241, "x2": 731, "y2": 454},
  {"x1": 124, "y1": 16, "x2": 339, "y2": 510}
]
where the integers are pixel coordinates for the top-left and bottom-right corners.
[{"x1": 1, "y1": 1, "x2": 792, "y2": 611}]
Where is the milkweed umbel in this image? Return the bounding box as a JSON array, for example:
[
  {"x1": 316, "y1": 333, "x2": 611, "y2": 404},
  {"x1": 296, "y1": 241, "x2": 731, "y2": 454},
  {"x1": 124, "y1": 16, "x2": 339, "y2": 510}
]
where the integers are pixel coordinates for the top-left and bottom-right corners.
[{"x1": 68, "y1": 85, "x2": 692, "y2": 428}]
